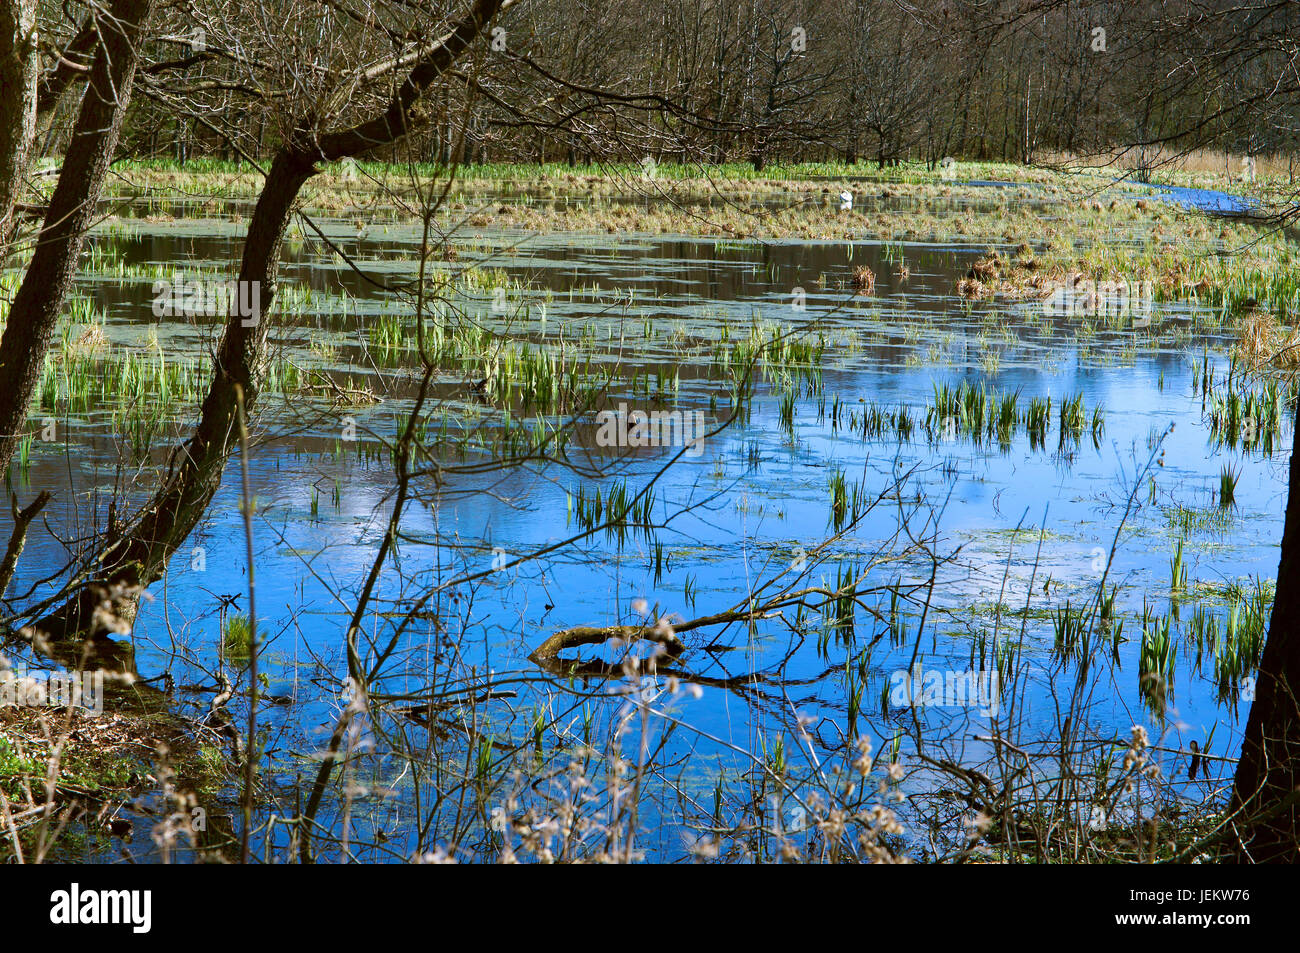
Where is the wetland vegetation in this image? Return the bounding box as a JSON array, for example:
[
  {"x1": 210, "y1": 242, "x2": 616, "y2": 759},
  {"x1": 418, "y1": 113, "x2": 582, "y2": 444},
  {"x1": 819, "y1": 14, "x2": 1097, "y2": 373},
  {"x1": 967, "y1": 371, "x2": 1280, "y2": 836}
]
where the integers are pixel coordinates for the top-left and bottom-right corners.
[{"x1": 3, "y1": 0, "x2": 1300, "y2": 872}]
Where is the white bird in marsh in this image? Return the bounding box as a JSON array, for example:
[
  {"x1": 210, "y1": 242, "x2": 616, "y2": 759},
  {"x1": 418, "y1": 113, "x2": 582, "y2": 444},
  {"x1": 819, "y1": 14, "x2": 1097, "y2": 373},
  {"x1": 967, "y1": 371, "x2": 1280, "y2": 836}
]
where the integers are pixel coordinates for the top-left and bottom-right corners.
[{"x1": 839, "y1": 190, "x2": 853, "y2": 209}]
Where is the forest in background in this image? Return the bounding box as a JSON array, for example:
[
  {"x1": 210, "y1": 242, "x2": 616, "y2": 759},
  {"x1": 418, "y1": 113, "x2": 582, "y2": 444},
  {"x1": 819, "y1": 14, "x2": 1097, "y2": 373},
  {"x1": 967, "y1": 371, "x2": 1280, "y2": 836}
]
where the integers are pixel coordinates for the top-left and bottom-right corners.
[{"x1": 24, "y1": 0, "x2": 1300, "y2": 174}]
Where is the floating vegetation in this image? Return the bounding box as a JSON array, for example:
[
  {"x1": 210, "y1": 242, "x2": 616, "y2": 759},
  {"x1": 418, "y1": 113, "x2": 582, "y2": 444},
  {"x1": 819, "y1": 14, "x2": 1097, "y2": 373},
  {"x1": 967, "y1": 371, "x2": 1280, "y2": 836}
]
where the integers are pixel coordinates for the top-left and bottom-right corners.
[
  {"x1": 1139, "y1": 615, "x2": 1176, "y2": 714},
  {"x1": 884, "y1": 582, "x2": 907, "y2": 647},
  {"x1": 1213, "y1": 579, "x2": 1271, "y2": 705},
  {"x1": 1025, "y1": 395, "x2": 1052, "y2": 449},
  {"x1": 779, "y1": 384, "x2": 797, "y2": 433},
  {"x1": 851, "y1": 265, "x2": 876, "y2": 294},
  {"x1": 1053, "y1": 600, "x2": 1090, "y2": 664},
  {"x1": 1170, "y1": 537, "x2": 1189, "y2": 591},
  {"x1": 1183, "y1": 254, "x2": 1300, "y2": 317},
  {"x1": 566, "y1": 479, "x2": 658, "y2": 543},
  {"x1": 827, "y1": 468, "x2": 870, "y2": 531},
  {"x1": 1164, "y1": 503, "x2": 1233, "y2": 536},
  {"x1": 1204, "y1": 375, "x2": 1291, "y2": 453},
  {"x1": 222, "y1": 614, "x2": 254, "y2": 660},
  {"x1": 1099, "y1": 586, "x2": 1118, "y2": 624},
  {"x1": 819, "y1": 562, "x2": 858, "y2": 655},
  {"x1": 1219, "y1": 463, "x2": 1241, "y2": 508},
  {"x1": 850, "y1": 402, "x2": 916, "y2": 441},
  {"x1": 922, "y1": 380, "x2": 1102, "y2": 451}
]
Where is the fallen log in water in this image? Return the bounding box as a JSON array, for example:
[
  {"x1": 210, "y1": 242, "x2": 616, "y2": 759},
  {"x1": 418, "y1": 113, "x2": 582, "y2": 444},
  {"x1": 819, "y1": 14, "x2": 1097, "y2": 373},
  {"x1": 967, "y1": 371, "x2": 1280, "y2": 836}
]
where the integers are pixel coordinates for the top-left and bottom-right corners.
[
  {"x1": 529, "y1": 605, "x2": 789, "y2": 665},
  {"x1": 529, "y1": 623, "x2": 684, "y2": 664}
]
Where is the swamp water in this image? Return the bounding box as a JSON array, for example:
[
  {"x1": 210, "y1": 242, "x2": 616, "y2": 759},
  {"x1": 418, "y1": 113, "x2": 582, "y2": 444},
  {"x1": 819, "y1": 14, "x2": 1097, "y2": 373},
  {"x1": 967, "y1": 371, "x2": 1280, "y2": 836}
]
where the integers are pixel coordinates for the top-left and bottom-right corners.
[{"x1": 6, "y1": 184, "x2": 1286, "y2": 861}]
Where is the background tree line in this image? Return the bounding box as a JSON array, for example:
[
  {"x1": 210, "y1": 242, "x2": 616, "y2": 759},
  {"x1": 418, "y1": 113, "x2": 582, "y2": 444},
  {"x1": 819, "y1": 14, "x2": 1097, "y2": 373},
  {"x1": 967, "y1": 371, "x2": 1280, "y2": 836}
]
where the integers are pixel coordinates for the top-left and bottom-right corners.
[{"x1": 22, "y1": 0, "x2": 1295, "y2": 174}]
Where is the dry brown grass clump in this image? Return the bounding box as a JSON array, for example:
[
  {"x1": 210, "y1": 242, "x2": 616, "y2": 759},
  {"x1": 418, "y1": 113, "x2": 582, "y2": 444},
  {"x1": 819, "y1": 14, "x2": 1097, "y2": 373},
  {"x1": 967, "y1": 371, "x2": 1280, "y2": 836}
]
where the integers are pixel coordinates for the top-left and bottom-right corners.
[
  {"x1": 851, "y1": 264, "x2": 876, "y2": 294},
  {"x1": 1236, "y1": 309, "x2": 1300, "y2": 371},
  {"x1": 969, "y1": 254, "x2": 1002, "y2": 282}
]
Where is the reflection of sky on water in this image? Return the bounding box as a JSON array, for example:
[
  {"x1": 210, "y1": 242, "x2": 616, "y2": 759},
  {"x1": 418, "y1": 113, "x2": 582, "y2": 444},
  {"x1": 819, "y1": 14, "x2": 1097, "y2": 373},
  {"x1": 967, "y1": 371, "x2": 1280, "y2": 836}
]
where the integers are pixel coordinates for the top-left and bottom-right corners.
[{"x1": 7, "y1": 194, "x2": 1284, "y2": 855}]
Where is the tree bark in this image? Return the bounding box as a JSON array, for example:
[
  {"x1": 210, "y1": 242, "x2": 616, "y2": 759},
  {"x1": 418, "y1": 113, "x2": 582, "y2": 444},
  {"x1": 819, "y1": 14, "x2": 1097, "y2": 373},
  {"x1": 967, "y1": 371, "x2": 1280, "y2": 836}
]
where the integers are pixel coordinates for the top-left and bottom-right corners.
[
  {"x1": 0, "y1": 0, "x2": 154, "y2": 480},
  {"x1": 0, "y1": 0, "x2": 38, "y2": 244},
  {"x1": 1230, "y1": 411, "x2": 1300, "y2": 861},
  {"x1": 36, "y1": 15, "x2": 99, "y2": 120}
]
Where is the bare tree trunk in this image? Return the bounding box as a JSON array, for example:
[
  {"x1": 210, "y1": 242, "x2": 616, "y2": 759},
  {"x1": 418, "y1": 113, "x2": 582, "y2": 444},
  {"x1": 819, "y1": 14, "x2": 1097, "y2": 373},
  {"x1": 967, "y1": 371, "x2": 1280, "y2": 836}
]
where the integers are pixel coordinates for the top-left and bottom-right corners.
[
  {"x1": 33, "y1": 148, "x2": 316, "y2": 644},
  {"x1": 1230, "y1": 413, "x2": 1300, "y2": 862},
  {"x1": 31, "y1": 0, "x2": 516, "y2": 648},
  {"x1": 0, "y1": 0, "x2": 154, "y2": 480},
  {"x1": 36, "y1": 15, "x2": 98, "y2": 121},
  {"x1": 0, "y1": 0, "x2": 38, "y2": 244}
]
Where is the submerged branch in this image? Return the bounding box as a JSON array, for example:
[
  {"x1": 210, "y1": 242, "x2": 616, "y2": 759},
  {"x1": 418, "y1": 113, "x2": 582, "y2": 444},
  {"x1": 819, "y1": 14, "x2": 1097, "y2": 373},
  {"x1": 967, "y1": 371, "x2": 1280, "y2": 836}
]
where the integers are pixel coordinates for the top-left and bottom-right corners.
[
  {"x1": 0, "y1": 491, "x2": 50, "y2": 600},
  {"x1": 530, "y1": 622, "x2": 686, "y2": 664}
]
